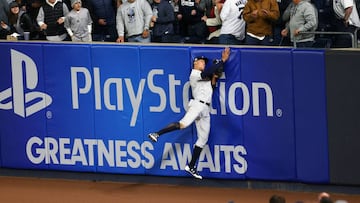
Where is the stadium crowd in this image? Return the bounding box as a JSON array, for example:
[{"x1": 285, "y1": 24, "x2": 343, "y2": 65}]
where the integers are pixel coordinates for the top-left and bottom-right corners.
[
  {"x1": 269, "y1": 192, "x2": 350, "y2": 203},
  {"x1": 0, "y1": 0, "x2": 359, "y2": 47}
]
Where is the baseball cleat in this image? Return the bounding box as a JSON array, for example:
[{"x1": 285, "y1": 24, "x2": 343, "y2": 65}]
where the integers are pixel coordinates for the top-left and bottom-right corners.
[
  {"x1": 148, "y1": 132, "x2": 159, "y2": 142},
  {"x1": 185, "y1": 165, "x2": 202, "y2": 180}
]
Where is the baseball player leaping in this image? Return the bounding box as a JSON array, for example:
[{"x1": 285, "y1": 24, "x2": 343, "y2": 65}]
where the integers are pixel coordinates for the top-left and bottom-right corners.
[{"x1": 148, "y1": 47, "x2": 231, "y2": 180}]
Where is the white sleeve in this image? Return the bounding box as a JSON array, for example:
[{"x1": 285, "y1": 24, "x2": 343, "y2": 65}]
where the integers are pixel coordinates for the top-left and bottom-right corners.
[
  {"x1": 66, "y1": 28, "x2": 74, "y2": 36},
  {"x1": 142, "y1": 0, "x2": 153, "y2": 30},
  {"x1": 220, "y1": 1, "x2": 230, "y2": 21},
  {"x1": 87, "y1": 24, "x2": 92, "y2": 33},
  {"x1": 343, "y1": 0, "x2": 354, "y2": 9},
  {"x1": 206, "y1": 8, "x2": 222, "y2": 26},
  {"x1": 37, "y1": 7, "x2": 45, "y2": 26},
  {"x1": 116, "y1": 7, "x2": 125, "y2": 36}
]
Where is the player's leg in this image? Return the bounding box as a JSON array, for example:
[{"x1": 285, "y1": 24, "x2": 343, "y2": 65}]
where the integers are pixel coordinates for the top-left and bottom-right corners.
[
  {"x1": 148, "y1": 122, "x2": 181, "y2": 142},
  {"x1": 148, "y1": 102, "x2": 201, "y2": 142},
  {"x1": 189, "y1": 116, "x2": 210, "y2": 168},
  {"x1": 184, "y1": 145, "x2": 203, "y2": 179},
  {"x1": 185, "y1": 111, "x2": 210, "y2": 179}
]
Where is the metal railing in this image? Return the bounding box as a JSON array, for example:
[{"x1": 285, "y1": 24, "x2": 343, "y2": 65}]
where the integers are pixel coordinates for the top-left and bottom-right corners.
[{"x1": 294, "y1": 30, "x2": 357, "y2": 48}]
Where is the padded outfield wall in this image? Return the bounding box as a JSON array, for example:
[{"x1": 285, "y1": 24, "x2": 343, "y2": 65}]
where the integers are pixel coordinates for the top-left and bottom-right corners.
[{"x1": 0, "y1": 42, "x2": 357, "y2": 185}]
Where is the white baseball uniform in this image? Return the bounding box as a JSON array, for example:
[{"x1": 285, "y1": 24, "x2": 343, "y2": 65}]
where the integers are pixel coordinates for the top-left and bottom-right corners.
[{"x1": 179, "y1": 69, "x2": 213, "y2": 148}]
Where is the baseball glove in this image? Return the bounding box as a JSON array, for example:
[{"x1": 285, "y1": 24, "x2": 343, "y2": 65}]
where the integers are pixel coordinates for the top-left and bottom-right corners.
[{"x1": 213, "y1": 59, "x2": 224, "y2": 78}]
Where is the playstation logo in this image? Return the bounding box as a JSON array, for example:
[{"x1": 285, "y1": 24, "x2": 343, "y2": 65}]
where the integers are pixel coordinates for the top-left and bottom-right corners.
[{"x1": 0, "y1": 49, "x2": 52, "y2": 117}]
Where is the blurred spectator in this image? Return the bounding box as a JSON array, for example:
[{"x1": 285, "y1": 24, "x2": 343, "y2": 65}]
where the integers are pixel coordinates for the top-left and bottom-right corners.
[
  {"x1": 201, "y1": 0, "x2": 223, "y2": 44},
  {"x1": 25, "y1": 0, "x2": 44, "y2": 39},
  {"x1": 198, "y1": 0, "x2": 212, "y2": 17},
  {"x1": 269, "y1": 194, "x2": 286, "y2": 203},
  {"x1": 318, "y1": 192, "x2": 349, "y2": 203},
  {"x1": 320, "y1": 197, "x2": 334, "y2": 203},
  {"x1": 313, "y1": 0, "x2": 333, "y2": 30},
  {"x1": 282, "y1": 0, "x2": 292, "y2": 20},
  {"x1": 332, "y1": 0, "x2": 360, "y2": 47},
  {"x1": 243, "y1": 0, "x2": 280, "y2": 46},
  {"x1": 177, "y1": 0, "x2": 208, "y2": 43},
  {"x1": 318, "y1": 192, "x2": 331, "y2": 201},
  {"x1": 36, "y1": 0, "x2": 70, "y2": 41},
  {"x1": 64, "y1": 0, "x2": 93, "y2": 42},
  {"x1": 281, "y1": 0, "x2": 318, "y2": 47},
  {"x1": 310, "y1": 0, "x2": 334, "y2": 48},
  {"x1": 116, "y1": 0, "x2": 152, "y2": 42},
  {"x1": 170, "y1": 0, "x2": 180, "y2": 34},
  {"x1": 0, "y1": 0, "x2": 9, "y2": 39},
  {"x1": 150, "y1": 0, "x2": 175, "y2": 42},
  {"x1": 318, "y1": 192, "x2": 332, "y2": 203},
  {"x1": 0, "y1": 1, "x2": 35, "y2": 39},
  {"x1": 273, "y1": 0, "x2": 292, "y2": 45},
  {"x1": 87, "y1": 0, "x2": 118, "y2": 42},
  {"x1": 219, "y1": 0, "x2": 247, "y2": 45},
  {"x1": 334, "y1": 200, "x2": 348, "y2": 203}
]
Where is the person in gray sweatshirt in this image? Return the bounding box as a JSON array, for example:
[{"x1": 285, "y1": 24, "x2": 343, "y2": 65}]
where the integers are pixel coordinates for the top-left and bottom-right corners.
[
  {"x1": 281, "y1": 0, "x2": 318, "y2": 47},
  {"x1": 116, "y1": 0, "x2": 152, "y2": 43}
]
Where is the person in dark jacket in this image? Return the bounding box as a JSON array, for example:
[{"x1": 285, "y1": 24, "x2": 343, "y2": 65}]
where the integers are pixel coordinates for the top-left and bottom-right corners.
[
  {"x1": 273, "y1": 0, "x2": 292, "y2": 46},
  {"x1": 0, "y1": 1, "x2": 35, "y2": 39},
  {"x1": 36, "y1": 0, "x2": 70, "y2": 41},
  {"x1": 150, "y1": 0, "x2": 175, "y2": 42},
  {"x1": 178, "y1": 0, "x2": 208, "y2": 43},
  {"x1": 0, "y1": 0, "x2": 9, "y2": 39},
  {"x1": 25, "y1": 0, "x2": 44, "y2": 39},
  {"x1": 86, "y1": 0, "x2": 117, "y2": 42}
]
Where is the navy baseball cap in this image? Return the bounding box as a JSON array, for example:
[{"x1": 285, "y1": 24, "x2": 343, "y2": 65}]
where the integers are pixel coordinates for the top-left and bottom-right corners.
[{"x1": 194, "y1": 56, "x2": 208, "y2": 64}]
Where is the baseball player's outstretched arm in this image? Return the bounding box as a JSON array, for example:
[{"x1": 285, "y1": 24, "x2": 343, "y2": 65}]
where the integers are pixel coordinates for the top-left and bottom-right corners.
[
  {"x1": 221, "y1": 47, "x2": 230, "y2": 63},
  {"x1": 202, "y1": 47, "x2": 231, "y2": 77},
  {"x1": 210, "y1": 47, "x2": 231, "y2": 87}
]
